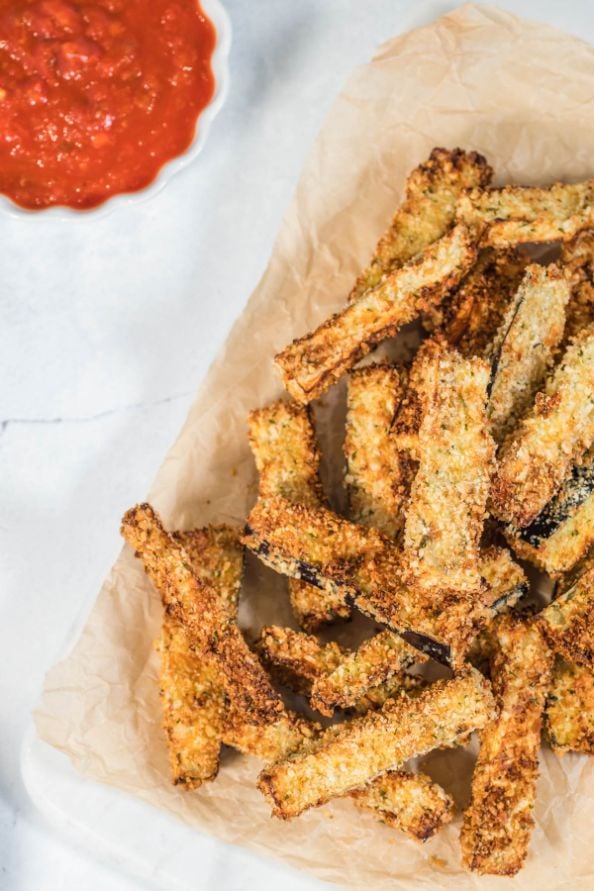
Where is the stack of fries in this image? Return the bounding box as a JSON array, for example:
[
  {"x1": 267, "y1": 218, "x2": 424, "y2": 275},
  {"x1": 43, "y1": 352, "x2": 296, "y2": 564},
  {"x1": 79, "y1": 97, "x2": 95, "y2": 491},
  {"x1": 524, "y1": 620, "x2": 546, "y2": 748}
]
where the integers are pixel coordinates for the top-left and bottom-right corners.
[{"x1": 121, "y1": 148, "x2": 594, "y2": 878}]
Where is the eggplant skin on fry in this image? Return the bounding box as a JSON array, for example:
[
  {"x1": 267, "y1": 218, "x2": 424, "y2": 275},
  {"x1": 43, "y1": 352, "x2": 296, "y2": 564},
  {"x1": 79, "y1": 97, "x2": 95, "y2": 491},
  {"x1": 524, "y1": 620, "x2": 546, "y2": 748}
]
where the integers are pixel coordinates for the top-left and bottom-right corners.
[
  {"x1": 248, "y1": 398, "x2": 351, "y2": 630},
  {"x1": 275, "y1": 223, "x2": 479, "y2": 405},
  {"x1": 350, "y1": 146, "x2": 492, "y2": 302},
  {"x1": 457, "y1": 180, "x2": 594, "y2": 247},
  {"x1": 243, "y1": 495, "x2": 488, "y2": 667},
  {"x1": 460, "y1": 616, "x2": 552, "y2": 877},
  {"x1": 423, "y1": 247, "x2": 528, "y2": 356},
  {"x1": 506, "y1": 448, "x2": 594, "y2": 577},
  {"x1": 538, "y1": 564, "x2": 594, "y2": 668}
]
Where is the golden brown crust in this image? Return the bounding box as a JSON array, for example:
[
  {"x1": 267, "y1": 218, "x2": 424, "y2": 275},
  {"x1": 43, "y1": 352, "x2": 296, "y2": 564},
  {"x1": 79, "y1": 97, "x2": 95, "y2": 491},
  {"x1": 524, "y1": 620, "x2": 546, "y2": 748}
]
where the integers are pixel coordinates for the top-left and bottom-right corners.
[
  {"x1": 257, "y1": 669, "x2": 495, "y2": 819},
  {"x1": 491, "y1": 323, "x2": 594, "y2": 527},
  {"x1": 255, "y1": 625, "x2": 427, "y2": 715},
  {"x1": 248, "y1": 400, "x2": 323, "y2": 506},
  {"x1": 309, "y1": 630, "x2": 424, "y2": 717},
  {"x1": 423, "y1": 248, "x2": 528, "y2": 356},
  {"x1": 480, "y1": 545, "x2": 528, "y2": 613},
  {"x1": 538, "y1": 564, "x2": 594, "y2": 668},
  {"x1": 390, "y1": 339, "x2": 440, "y2": 459},
  {"x1": 403, "y1": 341, "x2": 495, "y2": 594},
  {"x1": 505, "y1": 446, "x2": 594, "y2": 577},
  {"x1": 350, "y1": 147, "x2": 492, "y2": 302},
  {"x1": 487, "y1": 264, "x2": 570, "y2": 442},
  {"x1": 243, "y1": 496, "x2": 489, "y2": 667},
  {"x1": 460, "y1": 617, "x2": 553, "y2": 876},
  {"x1": 350, "y1": 769, "x2": 454, "y2": 841},
  {"x1": 121, "y1": 504, "x2": 285, "y2": 725},
  {"x1": 248, "y1": 398, "x2": 351, "y2": 630},
  {"x1": 344, "y1": 364, "x2": 414, "y2": 539},
  {"x1": 545, "y1": 657, "x2": 594, "y2": 755},
  {"x1": 254, "y1": 625, "x2": 346, "y2": 696},
  {"x1": 156, "y1": 615, "x2": 225, "y2": 788},
  {"x1": 457, "y1": 180, "x2": 594, "y2": 247},
  {"x1": 560, "y1": 231, "x2": 594, "y2": 348},
  {"x1": 275, "y1": 224, "x2": 479, "y2": 404}
]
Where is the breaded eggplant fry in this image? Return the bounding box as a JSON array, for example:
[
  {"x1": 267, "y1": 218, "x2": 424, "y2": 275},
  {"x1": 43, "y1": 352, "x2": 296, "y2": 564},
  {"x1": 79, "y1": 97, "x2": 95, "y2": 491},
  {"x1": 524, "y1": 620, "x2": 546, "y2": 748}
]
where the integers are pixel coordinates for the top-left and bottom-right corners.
[
  {"x1": 255, "y1": 625, "x2": 427, "y2": 714},
  {"x1": 390, "y1": 339, "x2": 441, "y2": 459},
  {"x1": 248, "y1": 400, "x2": 323, "y2": 506},
  {"x1": 121, "y1": 504, "x2": 285, "y2": 725},
  {"x1": 350, "y1": 147, "x2": 492, "y2": 302},
  {"x1": 309, "y1": 630, "x2": 424, "y2": 717},
  {"x1": 255, "y1": 625, "x2": 346, "y2": 696},
  {"x1": 423, "y1": 248, "x2": 528, "y2": 355},
  {"x1": 561, "y1": 231, "x2": 594, "y2": 346},
  {"x1": 561, "y1": 229, "x2": 594, "y2": 275},
  {"x1": 539, "y1": 564, "x2": 594, "y2": 667},
  {"x1": 457, "y1": 180, "x2": 594, "y2": 247},
  {"x1": 222, "y1": 712, "x2": 316, "y2": 763},
  {"x1": 173, "y1": 525, "x2": 244, "y2": 618},
  {"x1": 545, "y1": 657, "x2": 594, "y2": 755},
  {"x1": 243, "y1": 496, "x2": 489, "y2": 666},
  {"x1": 350, "y1": 770, "x2": 454, "y2": 841},
  {"x1": 157, "y1": 615, "x2": 225, "y2": 788},
  {"x1": 344, "y1": 364, "x2": 414, "y2": 538},
  {"x1": 275, "y1": 224, "x2": 479, "y2": 404},
  {"x1": 480, "y1": 545, "x2": 528, "y2": 613},
  {"x1": 156, "y1": 524, "x2": 243, "y2": 788},
  {"x1": 461, "y1": 617, "x2": 553, "y2": 876},
  {"x1": 491, "y1": 323, "x2": 594, "y2": 527},
  {"x1": 404, "y1": 341, "x2": 495, "y2": 594},
  {"x1": 506, "y1": 447, "x2": 594, "y2": 576},
  {"x1": 258, "y1": 668, "x2": 495, "y2": 819},
  {"x1": 248, "y1": 399, "x2": 350, "y2": 630},
  {"x1": 487, "y1": 264, "x2": 570, "y2": 441}
]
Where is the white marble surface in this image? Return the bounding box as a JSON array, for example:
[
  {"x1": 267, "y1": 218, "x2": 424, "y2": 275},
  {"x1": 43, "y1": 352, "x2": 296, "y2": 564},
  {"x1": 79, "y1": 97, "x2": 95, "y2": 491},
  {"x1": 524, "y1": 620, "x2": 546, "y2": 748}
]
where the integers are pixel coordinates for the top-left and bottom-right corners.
[{"x1": 2, "y1": 1, "x2": 593, "y2": 888}]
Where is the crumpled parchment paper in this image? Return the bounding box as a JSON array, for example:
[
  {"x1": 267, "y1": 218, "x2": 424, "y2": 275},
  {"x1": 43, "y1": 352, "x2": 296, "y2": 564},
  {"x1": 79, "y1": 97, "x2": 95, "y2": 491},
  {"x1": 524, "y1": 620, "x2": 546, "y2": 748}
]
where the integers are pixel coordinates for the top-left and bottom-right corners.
[{"x1": 35, "y1": 5, "x2": 594, "y2": 888}]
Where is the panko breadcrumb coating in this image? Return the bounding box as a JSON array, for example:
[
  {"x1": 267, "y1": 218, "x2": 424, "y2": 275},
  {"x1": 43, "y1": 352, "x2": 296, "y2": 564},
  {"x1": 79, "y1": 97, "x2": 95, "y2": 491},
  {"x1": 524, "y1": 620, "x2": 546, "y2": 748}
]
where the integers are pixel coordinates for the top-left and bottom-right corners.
[
  {"x1": 275, "y1": 224, "x2": 478, "y2": 404},
  {"x1": 345, "y1": 364, "x2": 414, "y2": 539},
  {"x1": 487, "y1": 264, "x2": 570, "y2": 442},
  {"x1": 423, "y1": 248, "x2": 528, "y2": 355},
  {"x1": 560, "y1": 231, "x2": 594, "y2": 349},
  {"x1": 156, "y1": 525, "x2": 243, "y2": 788},
  {"x1": 258, "y1": 669, "x2": 495, "y2": 819},
  {"x1": 121, "y1": 504, "x2": 285, "y2": 725},
  {"x1": 539, "y1": 563, "x2": 594, "y2": 668},
  {"x1": 255, "y1": 625, "x2": 427, "y2": 714},
  {"x1": 491, "y1": 323, "x2": 594, "y2": 527},
  {"x1": 506, "y1": 447, "x2": 594, "y2": 577},
  {"x1": 350, "y1": 769, "x2": 454, "y2": 841},
  {"x1": 404, "y1": 340, "x2": 495, "y2": 594},
  {"x1": 309, "y1": 630, "x2": 424, "y2": 717},
  {"x1": 457, "y1": 180, "x2": 594, "y2": 247},
  {"x1": 461, "y1": 616, "x2": 552, "y2": 876},
  {"x1": 243, "y1": 496, "x2": 489, "y2": 667},
  {"x1": 545, "y1": 657, "x2": 594, "y2": 755},
  {"x1": 350, "y1": 147, "x2": 492, "y2": 302},
  {"x1": 248, "y1": 399, "x2": 350, "y2": 630}
]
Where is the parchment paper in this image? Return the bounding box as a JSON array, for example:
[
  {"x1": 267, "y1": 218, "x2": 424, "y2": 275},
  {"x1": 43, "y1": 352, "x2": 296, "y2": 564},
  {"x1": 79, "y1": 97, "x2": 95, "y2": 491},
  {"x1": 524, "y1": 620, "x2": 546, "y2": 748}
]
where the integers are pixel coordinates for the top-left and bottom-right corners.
[{"x1": 35, "y1": 5, "x2": 594, "y2": 888}]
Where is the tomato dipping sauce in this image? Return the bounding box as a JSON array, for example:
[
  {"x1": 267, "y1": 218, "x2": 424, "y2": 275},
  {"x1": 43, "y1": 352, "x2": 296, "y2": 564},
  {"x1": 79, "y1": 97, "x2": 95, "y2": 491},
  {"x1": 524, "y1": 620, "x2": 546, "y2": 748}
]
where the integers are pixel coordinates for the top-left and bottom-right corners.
[{"x1": 0, "y1": 0, "x2": 216, "y2": 209}]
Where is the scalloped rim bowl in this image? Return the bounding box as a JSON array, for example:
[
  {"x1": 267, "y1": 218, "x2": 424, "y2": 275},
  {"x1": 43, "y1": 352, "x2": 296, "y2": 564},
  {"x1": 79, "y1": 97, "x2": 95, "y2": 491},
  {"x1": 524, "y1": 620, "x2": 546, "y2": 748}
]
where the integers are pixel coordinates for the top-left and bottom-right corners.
[{"x1": 0, "y1": 0, "x2": 231, "y2": 220}]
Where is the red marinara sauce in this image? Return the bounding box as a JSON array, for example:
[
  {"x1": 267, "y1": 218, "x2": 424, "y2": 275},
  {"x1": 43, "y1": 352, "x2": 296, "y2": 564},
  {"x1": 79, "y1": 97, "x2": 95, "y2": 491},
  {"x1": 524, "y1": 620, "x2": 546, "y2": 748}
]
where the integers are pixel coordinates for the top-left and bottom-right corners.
[{"x1": 0, "y1": 0, "x2": 216, "y2": 209}]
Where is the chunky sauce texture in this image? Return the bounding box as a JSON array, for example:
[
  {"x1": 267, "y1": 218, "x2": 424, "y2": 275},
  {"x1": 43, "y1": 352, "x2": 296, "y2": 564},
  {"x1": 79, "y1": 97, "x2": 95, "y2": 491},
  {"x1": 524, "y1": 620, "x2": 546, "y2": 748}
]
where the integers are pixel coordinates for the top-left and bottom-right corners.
[{"x1": 0, "y1": 0, "x2": 215, "y2": 209}]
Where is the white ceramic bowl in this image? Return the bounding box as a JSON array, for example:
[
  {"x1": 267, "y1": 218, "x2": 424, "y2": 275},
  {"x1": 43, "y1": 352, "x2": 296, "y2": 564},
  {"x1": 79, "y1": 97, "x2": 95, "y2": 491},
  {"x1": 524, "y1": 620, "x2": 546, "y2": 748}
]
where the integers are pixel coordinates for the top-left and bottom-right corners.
[{"x1": 0, "y1": 0, "x2": 231, "y2": 220}]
